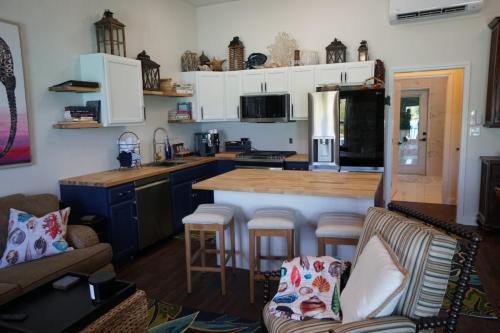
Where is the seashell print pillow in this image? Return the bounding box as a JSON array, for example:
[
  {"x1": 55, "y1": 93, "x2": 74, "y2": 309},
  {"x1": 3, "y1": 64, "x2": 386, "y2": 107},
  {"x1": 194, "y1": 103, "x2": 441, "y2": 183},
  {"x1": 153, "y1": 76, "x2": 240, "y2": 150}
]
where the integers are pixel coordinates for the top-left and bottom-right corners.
[
  {"x1": 268, "y1": 256, "x2": 350, "y2": 321},
  {"x1": 0, "y1": 208, "x2": 73, "y2": 269}
]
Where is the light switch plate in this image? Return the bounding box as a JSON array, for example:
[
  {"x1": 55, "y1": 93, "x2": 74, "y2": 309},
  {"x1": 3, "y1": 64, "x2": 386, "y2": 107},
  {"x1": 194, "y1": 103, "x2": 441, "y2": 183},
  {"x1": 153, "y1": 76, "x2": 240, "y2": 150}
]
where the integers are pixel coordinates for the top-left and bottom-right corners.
[{"x1": 470, "y1": 126, "x2": 481, "y2": 137}]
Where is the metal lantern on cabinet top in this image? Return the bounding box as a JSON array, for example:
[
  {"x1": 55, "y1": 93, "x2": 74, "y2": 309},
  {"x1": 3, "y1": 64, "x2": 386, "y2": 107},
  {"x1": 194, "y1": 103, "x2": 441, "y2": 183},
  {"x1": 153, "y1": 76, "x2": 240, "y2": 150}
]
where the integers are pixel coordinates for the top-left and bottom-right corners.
[
  {"x1": 228, "y1": 36, "x2": 245, "y2": 71},
  {"x1": 358, "y1": 40, "x2": 369, "y2": 61},
  {"x1": 95, "y1": 10, "x2": 126, "y2": 57},
  {"x1": 137, "y1": 50, "x2": 160, "y2": 91},
  {"x1": 326, "y1": 38, "x2": 346, "y2": 64}
]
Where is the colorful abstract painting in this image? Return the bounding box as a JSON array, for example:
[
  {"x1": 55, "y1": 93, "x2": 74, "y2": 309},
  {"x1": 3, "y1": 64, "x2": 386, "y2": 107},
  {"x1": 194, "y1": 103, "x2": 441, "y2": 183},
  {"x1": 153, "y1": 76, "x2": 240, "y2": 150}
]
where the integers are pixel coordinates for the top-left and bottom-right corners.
[{"x1": 0, "y1": 20, "x2": 31, "y2": 167}]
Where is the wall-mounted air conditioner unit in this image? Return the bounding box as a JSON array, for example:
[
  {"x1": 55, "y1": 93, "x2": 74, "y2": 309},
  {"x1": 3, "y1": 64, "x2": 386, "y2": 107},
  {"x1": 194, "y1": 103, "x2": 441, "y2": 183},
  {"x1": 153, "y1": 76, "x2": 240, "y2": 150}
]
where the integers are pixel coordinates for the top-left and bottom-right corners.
[{"x1": 389, "y1": 0, "x2": 483, "y2": 25}]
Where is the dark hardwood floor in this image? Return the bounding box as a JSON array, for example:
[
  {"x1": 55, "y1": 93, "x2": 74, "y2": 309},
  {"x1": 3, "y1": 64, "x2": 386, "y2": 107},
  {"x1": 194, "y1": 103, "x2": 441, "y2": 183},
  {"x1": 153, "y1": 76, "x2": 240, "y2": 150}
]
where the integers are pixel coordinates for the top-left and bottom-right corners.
[{"x1": 117, "y1": 203, "x2": 500, "y2": 332}]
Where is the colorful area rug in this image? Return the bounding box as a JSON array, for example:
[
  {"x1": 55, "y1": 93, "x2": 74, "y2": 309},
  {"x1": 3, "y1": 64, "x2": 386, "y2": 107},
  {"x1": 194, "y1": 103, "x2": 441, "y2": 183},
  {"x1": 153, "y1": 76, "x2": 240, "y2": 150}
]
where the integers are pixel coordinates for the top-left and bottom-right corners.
[
  {"x1": 147, "y1": 298, "x2": 262, "y2": 333},
  {"x1": 442, "y1": 242, "x2": 498, "y2": 319}
]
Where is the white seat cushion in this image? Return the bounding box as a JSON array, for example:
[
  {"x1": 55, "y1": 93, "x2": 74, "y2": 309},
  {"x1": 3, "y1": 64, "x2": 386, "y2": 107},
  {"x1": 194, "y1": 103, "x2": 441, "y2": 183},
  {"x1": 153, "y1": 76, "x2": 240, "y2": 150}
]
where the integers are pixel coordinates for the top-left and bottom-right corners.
[
  {"x1": 315, "y1": 213, "x2": 364, "y2": 238},
  {"x1": 247, "y1": 208, "x2": 295, "y2": 230},
  {"x1": 182, "y1": 204, "x2": 235, "y2": 225}
]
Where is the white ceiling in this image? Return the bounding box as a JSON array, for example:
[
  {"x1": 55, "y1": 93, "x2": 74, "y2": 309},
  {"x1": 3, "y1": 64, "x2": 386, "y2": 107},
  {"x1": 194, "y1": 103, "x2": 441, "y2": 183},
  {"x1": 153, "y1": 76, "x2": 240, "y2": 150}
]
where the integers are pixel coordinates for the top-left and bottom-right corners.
[{"x1": 182, "y1": 0, "x2": 239, "y2": 7}]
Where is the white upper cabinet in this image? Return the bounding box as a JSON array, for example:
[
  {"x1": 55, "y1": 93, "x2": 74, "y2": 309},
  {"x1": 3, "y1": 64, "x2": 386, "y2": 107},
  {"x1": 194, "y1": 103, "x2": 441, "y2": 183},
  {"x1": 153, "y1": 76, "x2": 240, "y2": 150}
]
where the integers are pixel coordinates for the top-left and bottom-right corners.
[
  {"x1": 80, "y1": 54, "x2": 144, "y2": 127},
  {"x1": 196, "y1": 72, "x2": 225, "y2": 121},
  {"x1": 242, "y1": 68, "x2": 288, "y2": 94},
  {"x1": 313, "y1": 61, "x2": 375, "y2": 87},
  {"x1": 290, "y1": 66, "x2": 315, "y2": 120},
  {"x1": 344, "y1": 61, "x2": 375, "y2": 85},
  {"x1": 224, "y1": 72, "x2": 242, "y2": 121},
  {"x1": 314, "y1": 64, "x2": 344, "y2": 86},
  {"x1": 264, "y1": 68, "x2": 289, "y2": 93},
  {"x1": 242, "y1": 70, "x2": 265, "y2": 94}
]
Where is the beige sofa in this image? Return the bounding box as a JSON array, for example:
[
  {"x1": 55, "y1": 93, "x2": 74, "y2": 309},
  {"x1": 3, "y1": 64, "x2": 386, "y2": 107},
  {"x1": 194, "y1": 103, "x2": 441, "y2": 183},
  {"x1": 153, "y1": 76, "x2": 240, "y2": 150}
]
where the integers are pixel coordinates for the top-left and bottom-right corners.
[{"x1": 0, "y1": 193, "x2": 113, "y2": 305}]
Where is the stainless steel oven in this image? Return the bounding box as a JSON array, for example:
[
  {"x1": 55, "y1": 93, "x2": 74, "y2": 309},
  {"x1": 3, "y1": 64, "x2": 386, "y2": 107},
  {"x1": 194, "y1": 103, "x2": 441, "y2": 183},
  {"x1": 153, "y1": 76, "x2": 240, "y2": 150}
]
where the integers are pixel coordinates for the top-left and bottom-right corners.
[
  {"x1": 234, "y1": 150, "x2": 296, "y2": 170},
  {"x1": 240, "y1": 94, "x2": 291, "y2": 123}
]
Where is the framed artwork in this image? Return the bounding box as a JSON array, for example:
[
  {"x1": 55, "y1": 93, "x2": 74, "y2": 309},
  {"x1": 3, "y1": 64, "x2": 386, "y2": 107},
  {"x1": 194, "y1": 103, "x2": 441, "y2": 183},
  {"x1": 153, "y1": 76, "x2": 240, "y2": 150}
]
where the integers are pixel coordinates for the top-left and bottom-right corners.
[{"x1": 0, "y1": 19, "x2": 31, "y2": 167}]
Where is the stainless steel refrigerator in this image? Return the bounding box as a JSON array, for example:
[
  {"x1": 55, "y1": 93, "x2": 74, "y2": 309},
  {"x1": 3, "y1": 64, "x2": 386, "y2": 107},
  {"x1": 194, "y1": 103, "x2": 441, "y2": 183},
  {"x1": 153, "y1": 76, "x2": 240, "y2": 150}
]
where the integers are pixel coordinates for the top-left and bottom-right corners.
[{"x1": 308, "y1": 87, "x2": 385, "y2": 171}]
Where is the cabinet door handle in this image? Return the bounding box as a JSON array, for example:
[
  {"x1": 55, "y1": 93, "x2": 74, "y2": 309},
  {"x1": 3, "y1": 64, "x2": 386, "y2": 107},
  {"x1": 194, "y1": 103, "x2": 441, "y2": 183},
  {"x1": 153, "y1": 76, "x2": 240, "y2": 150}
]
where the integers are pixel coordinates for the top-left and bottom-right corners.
[
  {"x1": 237, "y1": 105, "x2": 240, "y2": 118},
  {"x1": 291, "y1": 104, "x2": 294, "y2": 118},
  {"x1": 261, "y1": 82, "x2": 263, "y2": 92},
  {"x1": 201, "y1": 106, "x2": 204, "y2": 119},
  {"x1": 265, "y1": 82, "x2": 267, "y2": 92},
  {"x1": 345, "y1": 72, "x2": 347, "y2": 83}
]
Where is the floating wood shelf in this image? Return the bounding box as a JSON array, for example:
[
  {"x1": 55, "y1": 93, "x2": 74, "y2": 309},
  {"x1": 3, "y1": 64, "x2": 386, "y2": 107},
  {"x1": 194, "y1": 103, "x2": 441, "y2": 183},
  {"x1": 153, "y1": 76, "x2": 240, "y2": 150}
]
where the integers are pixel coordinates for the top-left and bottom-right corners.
[
  {"x1": 144, "y1": 90, "x2": 193, "y2": 97},
  {"x1": 168, "y1": 119, "x2": 195, "y2": 124},
  {"x1": 49, "y1": 86, "x2": 100, "y2": 93},
  {"x1": 53, "y1": 122, "x2": 103, "y2": 129}
]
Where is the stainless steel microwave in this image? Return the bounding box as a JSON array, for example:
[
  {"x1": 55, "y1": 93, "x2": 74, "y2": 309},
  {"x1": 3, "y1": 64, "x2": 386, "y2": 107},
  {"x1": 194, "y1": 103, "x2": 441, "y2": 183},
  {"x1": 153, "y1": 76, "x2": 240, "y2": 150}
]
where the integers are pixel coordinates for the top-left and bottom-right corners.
[{"x1": 240, "y1": 94, "x2": 290, "y2": 123}]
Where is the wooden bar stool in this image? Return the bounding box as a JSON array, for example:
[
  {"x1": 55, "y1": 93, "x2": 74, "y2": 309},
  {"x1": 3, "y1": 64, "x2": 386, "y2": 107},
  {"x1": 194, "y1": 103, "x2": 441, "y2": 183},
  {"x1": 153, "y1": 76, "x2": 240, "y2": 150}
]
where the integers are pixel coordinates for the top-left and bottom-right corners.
[
  {"x1": 248, "y1": 208, "x2": 295, "y2": 303},
  {"x1": 316, "y1": 212, "x2": 364, "y2": 257},
  {"x1": 183, "y1": 204, "x2": 236, "y2": 296}
]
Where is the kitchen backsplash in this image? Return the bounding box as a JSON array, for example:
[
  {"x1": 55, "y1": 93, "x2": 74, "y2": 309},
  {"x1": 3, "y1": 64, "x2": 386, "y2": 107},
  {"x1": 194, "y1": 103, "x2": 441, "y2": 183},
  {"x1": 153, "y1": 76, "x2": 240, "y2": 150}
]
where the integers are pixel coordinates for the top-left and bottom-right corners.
[{"x1": 200, "y1": 121, "x2": 308, "y2": 153}]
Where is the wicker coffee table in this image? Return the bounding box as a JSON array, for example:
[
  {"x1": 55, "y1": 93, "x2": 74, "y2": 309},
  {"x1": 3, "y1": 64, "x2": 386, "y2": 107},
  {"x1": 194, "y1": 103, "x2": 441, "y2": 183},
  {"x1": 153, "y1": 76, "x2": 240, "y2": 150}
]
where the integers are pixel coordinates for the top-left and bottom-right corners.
[
  {"x1": 80, "y1": 290, "x2": 147, "y2": 333},
  {"x1": 0, "y1": 273, "x2": 147, "y2": 333}
]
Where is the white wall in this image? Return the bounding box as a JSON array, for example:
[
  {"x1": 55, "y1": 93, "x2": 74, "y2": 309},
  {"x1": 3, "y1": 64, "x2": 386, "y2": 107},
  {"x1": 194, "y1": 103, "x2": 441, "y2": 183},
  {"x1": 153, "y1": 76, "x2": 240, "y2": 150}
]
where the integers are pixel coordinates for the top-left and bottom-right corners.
[
  {"x1": 201, "y1": 121, "x2": 308, "y2": 152},
  {"x1": 0, "y1": 0, "x2": 199, "y2": 196},
  {"x1": 195, "y1": 0, "x2": 500, "y2": 225}
]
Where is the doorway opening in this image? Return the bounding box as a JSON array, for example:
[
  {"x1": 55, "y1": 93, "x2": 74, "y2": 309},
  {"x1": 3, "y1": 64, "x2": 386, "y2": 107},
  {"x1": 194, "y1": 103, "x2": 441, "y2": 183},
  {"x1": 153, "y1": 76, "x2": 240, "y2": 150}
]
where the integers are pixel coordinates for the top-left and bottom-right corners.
[{"x1": 391, "y1": 69, "x2": 465, "y2": 206}]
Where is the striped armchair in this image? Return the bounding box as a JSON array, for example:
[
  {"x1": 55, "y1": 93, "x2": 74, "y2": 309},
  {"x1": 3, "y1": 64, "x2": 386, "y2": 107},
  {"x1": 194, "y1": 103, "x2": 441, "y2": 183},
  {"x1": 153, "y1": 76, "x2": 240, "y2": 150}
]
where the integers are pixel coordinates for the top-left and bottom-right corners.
[{"x1": 262, "y1": 203, "x2": 480, "y2": 333}]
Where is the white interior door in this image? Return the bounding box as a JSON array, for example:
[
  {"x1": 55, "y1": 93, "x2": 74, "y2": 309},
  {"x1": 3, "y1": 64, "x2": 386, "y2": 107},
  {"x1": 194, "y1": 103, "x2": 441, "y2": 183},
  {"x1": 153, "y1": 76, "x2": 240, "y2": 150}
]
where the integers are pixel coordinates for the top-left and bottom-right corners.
[{"x1": 398, "y1": 90, "x2": 429, "y2": 175}]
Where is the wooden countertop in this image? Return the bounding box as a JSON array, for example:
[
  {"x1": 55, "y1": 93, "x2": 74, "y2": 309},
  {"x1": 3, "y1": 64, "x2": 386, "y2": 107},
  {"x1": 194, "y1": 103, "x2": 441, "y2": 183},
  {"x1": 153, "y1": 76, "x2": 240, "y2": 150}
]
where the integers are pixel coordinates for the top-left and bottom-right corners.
[
  {"x1": 285, "y1": 154, "x2": 308, "y2": 162},
  {"x1": 59, "y1": 156, "x2": 216, "y2": 188},
  {"x1": 193, "y1": 169, "x2": 382, "y2": 199},
  {"x1": 59, "y1": 152, "x2": 308, "y2": 188}
]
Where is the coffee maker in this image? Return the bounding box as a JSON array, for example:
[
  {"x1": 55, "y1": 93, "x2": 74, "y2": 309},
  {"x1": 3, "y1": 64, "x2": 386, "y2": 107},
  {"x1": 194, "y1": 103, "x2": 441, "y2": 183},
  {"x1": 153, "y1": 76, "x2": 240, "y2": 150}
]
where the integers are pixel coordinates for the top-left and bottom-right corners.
[{"x1": 194, "y1": 129, "x2": 220, "y2": 156}]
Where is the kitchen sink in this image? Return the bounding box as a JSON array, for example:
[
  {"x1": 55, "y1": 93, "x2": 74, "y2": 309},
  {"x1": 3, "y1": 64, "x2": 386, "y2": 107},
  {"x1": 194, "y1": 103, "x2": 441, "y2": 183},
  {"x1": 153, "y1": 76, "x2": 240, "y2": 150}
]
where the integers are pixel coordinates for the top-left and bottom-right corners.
[{"x1": 146, "y1": 160, "x2": 188, "y2": 167}]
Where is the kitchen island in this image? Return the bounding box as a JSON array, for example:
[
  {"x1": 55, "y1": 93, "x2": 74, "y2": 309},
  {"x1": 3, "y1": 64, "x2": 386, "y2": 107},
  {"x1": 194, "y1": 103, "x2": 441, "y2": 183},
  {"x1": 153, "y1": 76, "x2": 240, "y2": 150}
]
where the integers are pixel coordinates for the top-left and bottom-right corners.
[{"x1": 193, "y1": 169, "x2": 383, "y2": 269}]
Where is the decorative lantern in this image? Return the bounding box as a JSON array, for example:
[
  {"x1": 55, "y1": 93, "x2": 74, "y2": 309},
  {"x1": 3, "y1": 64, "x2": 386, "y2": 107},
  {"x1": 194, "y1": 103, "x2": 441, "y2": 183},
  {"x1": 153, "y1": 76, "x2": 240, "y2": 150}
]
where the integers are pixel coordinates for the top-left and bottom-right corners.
[
  {"x1": 358, "y1": 40, "x2": 368, "y2": 62},
  {"x1": 137, "y1": 51, "x2": 160, "y2": 91},
  {"x1": 228, "y1": 36, "x2": 245, "y2": 71},
  {"x1": 199, "y1": 51, "x2": 210, "y2": 66},
  {"x1": 326, "y1": 38, "x2": 346, "y2": 64},
  {"x1": 95, "y1": 10, "x2": 126, "y2": 57}
]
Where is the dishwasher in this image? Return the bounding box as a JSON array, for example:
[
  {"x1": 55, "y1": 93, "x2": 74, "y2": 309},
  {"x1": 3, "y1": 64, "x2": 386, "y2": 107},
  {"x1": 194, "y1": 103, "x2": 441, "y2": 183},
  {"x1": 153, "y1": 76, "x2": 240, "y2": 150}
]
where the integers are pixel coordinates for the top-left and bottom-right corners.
[{"x1": 134, "y1": 174, "x2": 172, "y2": 250}]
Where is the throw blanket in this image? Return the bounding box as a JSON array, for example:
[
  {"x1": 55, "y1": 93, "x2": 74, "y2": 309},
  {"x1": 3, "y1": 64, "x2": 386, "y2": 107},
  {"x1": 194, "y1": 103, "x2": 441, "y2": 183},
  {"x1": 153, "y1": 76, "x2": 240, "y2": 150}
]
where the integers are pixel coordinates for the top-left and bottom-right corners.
[{"x1": 268, "y1": 256, "x2": 350, "y2": 321}]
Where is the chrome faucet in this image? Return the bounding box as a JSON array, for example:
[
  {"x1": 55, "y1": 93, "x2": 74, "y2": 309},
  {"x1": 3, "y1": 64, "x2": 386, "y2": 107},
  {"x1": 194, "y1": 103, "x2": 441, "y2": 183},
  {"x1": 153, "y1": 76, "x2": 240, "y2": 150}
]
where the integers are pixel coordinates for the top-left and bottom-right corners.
[{"x1": 153, "y1": 127, "x2": 167, "y2": 163}]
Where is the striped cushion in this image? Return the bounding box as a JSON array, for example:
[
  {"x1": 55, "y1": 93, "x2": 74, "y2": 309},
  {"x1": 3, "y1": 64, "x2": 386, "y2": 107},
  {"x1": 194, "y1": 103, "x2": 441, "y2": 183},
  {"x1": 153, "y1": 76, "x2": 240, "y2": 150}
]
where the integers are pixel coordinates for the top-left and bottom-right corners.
[
  {"x1": 353, "y1": 207, "x2": 457, "y2": 320},
  {"x1": 182, "y1": 204, "x2": 234, "y2": 225},
  {"x1": 263, "y1": 303, "x2": 340, "y2": 333},
  {"x1": 332, "y1": 316, "x2": 416, "y2": 333},
  {"x1": 247, "y1": 208, "x2": 296, "y2": 230}
]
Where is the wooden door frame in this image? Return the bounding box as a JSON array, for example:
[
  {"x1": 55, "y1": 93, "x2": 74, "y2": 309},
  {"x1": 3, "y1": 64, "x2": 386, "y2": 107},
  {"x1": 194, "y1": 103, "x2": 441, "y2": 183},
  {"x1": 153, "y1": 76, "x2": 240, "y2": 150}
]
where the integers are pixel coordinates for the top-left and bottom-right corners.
[{"x1": 384, "y1": 62, "x2": 471, "y2": 224}]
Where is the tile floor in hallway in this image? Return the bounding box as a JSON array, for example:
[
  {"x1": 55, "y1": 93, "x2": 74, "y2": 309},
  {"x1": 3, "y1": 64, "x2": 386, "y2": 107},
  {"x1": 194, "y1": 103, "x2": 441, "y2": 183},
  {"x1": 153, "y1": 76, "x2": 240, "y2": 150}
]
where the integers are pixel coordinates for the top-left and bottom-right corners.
[{"x1": 393, "y1": 174, "x2": 443, "y2": 204}]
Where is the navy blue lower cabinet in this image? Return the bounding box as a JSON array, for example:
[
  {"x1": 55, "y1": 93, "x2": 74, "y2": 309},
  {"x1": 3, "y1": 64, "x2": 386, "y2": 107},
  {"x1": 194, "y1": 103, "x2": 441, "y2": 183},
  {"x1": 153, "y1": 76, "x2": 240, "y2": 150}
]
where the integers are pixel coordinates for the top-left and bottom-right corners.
[
  {"x1": 170, "y1": 181, "x2": 194, "y2": 234},
  {"x1": 284, "y1": 161, "x2": 309, "y2": 171},
  {"x1": 217, "y1": 160, "x2": 235, "y2": 175},
  {"x1": 109, "y1": 200, "x2": 138, "y2": 261},
  {"x1": 60, "y1": 183, "x2": 138, "y2": 263}
]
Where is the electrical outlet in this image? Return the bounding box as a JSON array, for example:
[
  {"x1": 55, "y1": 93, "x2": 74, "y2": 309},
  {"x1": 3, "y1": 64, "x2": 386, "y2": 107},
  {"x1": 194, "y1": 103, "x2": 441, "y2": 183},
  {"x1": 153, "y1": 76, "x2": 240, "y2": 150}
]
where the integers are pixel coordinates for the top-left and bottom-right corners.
[{"x1": 289, "y1": 138, "x2": 293, "y2": 144}]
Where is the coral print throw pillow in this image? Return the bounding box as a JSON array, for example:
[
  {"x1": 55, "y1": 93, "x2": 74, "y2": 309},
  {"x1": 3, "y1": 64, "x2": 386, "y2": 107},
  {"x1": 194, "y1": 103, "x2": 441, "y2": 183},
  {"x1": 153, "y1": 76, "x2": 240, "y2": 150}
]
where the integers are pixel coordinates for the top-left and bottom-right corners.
[
  {"x1": 268, "y1": 256, "x2": 349, "y2": 321},
  {"x1": 0, "y1": 208, "x2": 73, "y2": 268}
]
